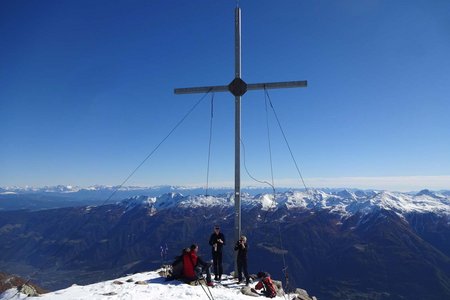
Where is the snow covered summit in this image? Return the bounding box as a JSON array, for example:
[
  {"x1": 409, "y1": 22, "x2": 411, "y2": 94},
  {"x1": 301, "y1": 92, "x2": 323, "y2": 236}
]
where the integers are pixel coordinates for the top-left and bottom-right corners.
[{"x1": 0, "y1": 270, "x2": 312, "y2": 300}]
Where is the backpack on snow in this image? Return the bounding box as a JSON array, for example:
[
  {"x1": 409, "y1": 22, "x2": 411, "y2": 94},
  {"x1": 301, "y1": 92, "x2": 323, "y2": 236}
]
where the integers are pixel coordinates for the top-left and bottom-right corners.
[
  {"x1": 171, "y1": 255, "x2": 184, "y2": 279},
  {"x1": 165, "y1": 248, "x2": 189, "y2": 281}
]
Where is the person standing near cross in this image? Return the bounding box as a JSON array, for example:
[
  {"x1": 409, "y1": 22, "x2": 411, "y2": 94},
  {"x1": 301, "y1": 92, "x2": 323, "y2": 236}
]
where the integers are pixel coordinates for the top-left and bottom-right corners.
[{"x1": 209, "y1": 225, "x2": 225, "y2": 281}]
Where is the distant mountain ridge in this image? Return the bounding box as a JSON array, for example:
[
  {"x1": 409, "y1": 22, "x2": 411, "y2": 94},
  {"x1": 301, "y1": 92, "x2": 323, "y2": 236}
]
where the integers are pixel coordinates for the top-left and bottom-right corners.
[
  {"x1": 0, "y1": 185, "x2": 290, "y2": 211},
  {"x1": 3, "y1": 184, "x2": 449, "y2": 195},
  {"x1": 0, "y1": 185, "x2": 277, "y2": 195},
  {"x1": 2, "y1": 185, "x2": 449, "y2": 216},
  {"x1": 120, "y1": 189, "x2": 450, "y2": 217},
  {"x1": 0, "y1": 185, "x2": 201, "y2": 196}
]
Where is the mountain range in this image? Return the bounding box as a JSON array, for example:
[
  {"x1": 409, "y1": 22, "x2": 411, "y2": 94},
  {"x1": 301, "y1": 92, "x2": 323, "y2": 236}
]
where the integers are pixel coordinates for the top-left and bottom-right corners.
[
  {"x1": 0, "y1": 185, "x2": 293, "y2": 211},
  {"x1": 1, "y1": 188, "x2": 449, "y2": 299}
]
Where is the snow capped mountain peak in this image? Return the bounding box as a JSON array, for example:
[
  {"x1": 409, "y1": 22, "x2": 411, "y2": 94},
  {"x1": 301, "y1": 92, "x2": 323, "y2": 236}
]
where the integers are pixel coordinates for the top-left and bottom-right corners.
[
  {"x1": 43, "y1": 185, "x2": 80, "y2": 193},
  {"x1": 178, "y1": 194, "x2": 232, "y2": 208},
  {"x1": 249, "y1": 193, "x2": 278, "y2": 211},
  {"x1": 119, "y1": 193, "x2": 234, "y2": 213},
  {"x1": 119, "y1": 195, "x2": 156, "y2": 211},
  {"x1": 415, "y1": 189, "x2": 445, "y2": 199},
  {"x1": 363, "y1": 191, "x2": 450, "y2": 215},
  {"x1": 336, "y1": 189, "x2": 357, "y2": 200},
  {"x1": 153, "y1": 192, "x2": 185, "y2": 209}
]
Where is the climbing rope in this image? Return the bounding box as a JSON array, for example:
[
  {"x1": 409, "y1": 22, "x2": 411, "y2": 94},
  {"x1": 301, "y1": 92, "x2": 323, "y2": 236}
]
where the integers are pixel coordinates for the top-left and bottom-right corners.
[
  {"x1": 264, "y1": 86, "x2": 276, "y2": 192},
  {"x1": 264, "y1": 88, "x2": 312, "y2": 196},
  {"x1": 241, "y1": 139, "x2": 275, "y2": 193}
]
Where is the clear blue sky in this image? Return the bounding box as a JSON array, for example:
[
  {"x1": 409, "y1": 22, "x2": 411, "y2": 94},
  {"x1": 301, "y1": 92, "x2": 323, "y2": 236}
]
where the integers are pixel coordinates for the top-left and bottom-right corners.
[{"x1": 1, "y1": 0, "x2": 449, "y2": 191}]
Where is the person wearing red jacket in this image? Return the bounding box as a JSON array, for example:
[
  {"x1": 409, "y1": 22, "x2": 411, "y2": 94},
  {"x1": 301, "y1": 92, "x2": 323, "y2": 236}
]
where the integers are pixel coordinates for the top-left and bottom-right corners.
[
  {"x1": 254, "y1": 271, "x2": 277, "y2": 298},
  {"x1": 182, "y1": 244, "x2": 214, "y2": 286}
]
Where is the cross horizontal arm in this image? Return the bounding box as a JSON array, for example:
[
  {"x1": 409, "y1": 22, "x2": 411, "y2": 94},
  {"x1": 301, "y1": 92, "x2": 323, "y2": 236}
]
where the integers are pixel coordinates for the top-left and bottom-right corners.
[
  {"x1": 174, "y1": 80, "x2": 307, "y2": 95},
  {"x1": 247, "y1": 80, "x2": 307, "y2": 91},
  {"x1": 174, "y1": 85, "x2": 229, "y2": 95}
]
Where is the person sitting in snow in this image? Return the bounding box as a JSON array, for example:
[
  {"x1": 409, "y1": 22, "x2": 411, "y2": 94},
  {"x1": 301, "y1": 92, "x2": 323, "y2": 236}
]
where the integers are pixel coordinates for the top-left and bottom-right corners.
[
  {"x1": 182, "y1": 244, "x2": 214, "y2": 286},
  {"x1": 253, "y1": 271, "x2": 276, "y2": 298}
]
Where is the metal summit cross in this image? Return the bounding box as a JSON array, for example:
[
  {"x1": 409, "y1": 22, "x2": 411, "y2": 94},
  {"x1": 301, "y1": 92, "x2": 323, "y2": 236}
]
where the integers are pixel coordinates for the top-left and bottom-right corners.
[{"x1": 174, "y1": 6, "x2": 307, "y2": 261}]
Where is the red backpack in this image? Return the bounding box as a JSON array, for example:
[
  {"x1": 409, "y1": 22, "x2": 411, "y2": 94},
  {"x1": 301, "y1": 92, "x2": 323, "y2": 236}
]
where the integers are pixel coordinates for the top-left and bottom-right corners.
[{"x1": 255, "y1": 275, "x2": 276, "y2": 298}]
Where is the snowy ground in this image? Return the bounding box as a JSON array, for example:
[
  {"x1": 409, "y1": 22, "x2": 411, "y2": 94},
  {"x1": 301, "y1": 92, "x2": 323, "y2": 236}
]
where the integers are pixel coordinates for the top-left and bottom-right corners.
[{"x1": 0, "y1": 271, "x2": 288, "y2": 300}]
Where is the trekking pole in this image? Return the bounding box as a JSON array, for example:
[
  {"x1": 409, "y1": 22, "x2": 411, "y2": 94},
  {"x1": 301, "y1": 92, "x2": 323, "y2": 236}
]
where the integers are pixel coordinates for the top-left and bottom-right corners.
[
  {"x1": 205, "y1": 282, "x2": 214, "y2": 300},
  {"x1": 282, "y1": 266, "x2": 290, "y2": 292},
  {"x1": 197, "y1": 279, "x2": 214, "y2": 300},
  {"x1": 165, "y1": 244, "x2": 169, "y2": 263}
]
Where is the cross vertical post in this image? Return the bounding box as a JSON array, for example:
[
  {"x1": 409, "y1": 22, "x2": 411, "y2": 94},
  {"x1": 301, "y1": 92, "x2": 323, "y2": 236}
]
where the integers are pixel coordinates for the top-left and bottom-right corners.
[
  {"x1": 173, "y1": 5, "x2": 307, "y2": 277},
  {"x1": 234, "y1": 6, "x2": 242, "y2": 276}
]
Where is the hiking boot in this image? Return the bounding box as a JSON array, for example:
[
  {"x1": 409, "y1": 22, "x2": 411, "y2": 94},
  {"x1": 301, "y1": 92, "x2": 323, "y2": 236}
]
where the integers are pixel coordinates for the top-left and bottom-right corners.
[{"x1": 206, "y1": 281, "x2": 214, "y2": 287}]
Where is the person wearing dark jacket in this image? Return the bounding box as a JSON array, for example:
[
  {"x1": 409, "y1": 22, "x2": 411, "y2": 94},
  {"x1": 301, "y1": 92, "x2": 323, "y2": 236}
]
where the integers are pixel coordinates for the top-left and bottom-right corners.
[
  {"x1": 182, "y1": 244, "x2": 214, "y2": 286},
  {"x1": 208, "y1": 225, "x2": 225, "y2": 280},
  {"x1": 234, "y1": 235, "x2": 250, "y2": 285}
]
